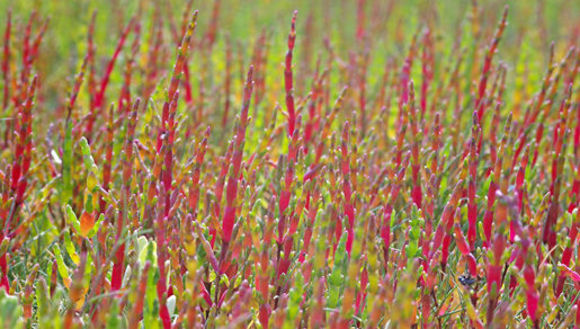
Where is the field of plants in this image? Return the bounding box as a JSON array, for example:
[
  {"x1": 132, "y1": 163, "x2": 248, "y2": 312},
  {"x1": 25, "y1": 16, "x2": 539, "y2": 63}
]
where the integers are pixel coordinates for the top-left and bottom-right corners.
[{"x1": 0, "y1": 0, "x2": 579, "y2": 328}]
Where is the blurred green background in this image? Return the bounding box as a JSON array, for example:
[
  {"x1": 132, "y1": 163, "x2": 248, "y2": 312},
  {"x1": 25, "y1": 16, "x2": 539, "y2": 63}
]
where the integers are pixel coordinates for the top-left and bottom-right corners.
[{"x1": 1, "y1": 0, "x2": 579, "y2": 130}]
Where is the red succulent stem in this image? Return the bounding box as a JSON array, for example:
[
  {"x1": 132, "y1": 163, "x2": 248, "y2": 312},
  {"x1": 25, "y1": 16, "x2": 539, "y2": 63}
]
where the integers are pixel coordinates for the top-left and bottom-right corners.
[
  {"x1": 19, "y1": 12, "x2": 35, "y2": 88},
  {"x1": 215, "y1": 66, "x2": 254, "y2": 314},
  {"x1": 420, "y1": 28, "x2": 433, "y2": 121},
  {"x1": 7, "y1": 75, "x2": 37, "y2": 228},
  {"x1": 100, "y1": 104, "x2": 115, "y2": 213},
  {"x1": 27, "y1": 18, "x2": 49, "y2": 68},
  {"x1": 381, "y1": 159, "x2": 408, "y2": 268},
  {"x1": 151, "y1": 11, "x2": 198, "y2": 329},
  {"x1": 86, "y1": 11, "x2": 97, "y2": 112},
  {"x1": 432, "y1": 181, "x2": 462, "y2": 267},
  {"x1": 110, "y1": 243, "x2": 126, "y2": 292},
  {"x1": 424, "y1": 112, "x2": 441, "y2": 218},
  {"x1": 0, "y1": 253, "x2": 7, "y2": 291},
  {"x1": 515, "y1": 146, "x2": 529, "y2": 213},
  {"x1": 1, "y1": 75, "x2": 37, "y2": 293},
  {"x1": 189, "y1": 127, "x2": 210, "y2": 217},
  {"x1": 155, "y1": 96, "x2": 179, "y2": 328},
  {"x1": 398, "y1": 32, "x2": 418, "y2": 116},
  {"x1": 156, "y1": 210, "x2": 171, "y2": 329},
  {"x1": 168, "y1": 11, "x2": 198, "y2": 105},
  {"x1": 86, "y1": 17, "x2": 134, "y2": 138},
  {"x1": 556, "y1": 219, "x2": 577, "y2": 296},
  {"x1": 212, "y1": 140, "x2": 234, "y2": 246},
  {"x1": 303, "y1": 65, "x2": 326, "y2": 152},
  {"x1": 453, "y1": 224, "x2": 477, "y2": 276},
  {"x1": 284, "y1": 11, "x2": 297, "y2": 137},
  {"x1": 143, "y1": 11, "x2": 162, "y2": 101},
  {"x1": 521, "y1": 64, "x2": 554, "y2": 138},
  {"x1": 408, "y1": 82, "x2": 422, "y2": 209},
  {"x1": 524, "y1": 264, "x2": 539, "y2": 323},
  {"x1": 93, "y1": 18, "x2": 134, "y2": 109},
  {"x1": 542, "y1": 87, "x2": 572, "y2": 248},
  {"x1": 356, "y1": 0, "x2": 366, "y2": 41},
  {"x1": 69, "y1": 56, "x2": 88, "y2": 112},
  {"x1": 128, "y1": 262, "x2": 151, "y2": 329},
  {"x1": 118, "y1": 23, "x2": 141, "y2": 116},
  {"x1": 340, "y1": 122, "x2": 355, "y2": 255},
  {"x1": 475, "y1": 6, "x2": 508, "y2": 121},
  {"x1": 487, "y1": 233, "x2": 505, "y2": 294},
  {"x1": 222, "y1": 66, "x2": 254, "y2": 244},
  {"x1": 467, "y1": 113, "x2": 480, "y2": 248},
  {"x1": 110, "y1": 101, "x2": 140, "y2": 292},
  {"x1": 205, "y1": 0, "x2": 221, "y2": 48}
]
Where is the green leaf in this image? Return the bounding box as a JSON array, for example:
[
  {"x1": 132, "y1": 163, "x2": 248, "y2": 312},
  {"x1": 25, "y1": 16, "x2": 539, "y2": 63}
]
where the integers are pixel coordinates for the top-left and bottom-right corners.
[
  {"x1": 0, "y1": 290, "x2": 23, "y2": 329},
  {"x1": 106, "y1": 300, "x2": 122, "y2": 329},
  {"x1": 61, "y1": 120, "x2": 73, "y2": 205},
  {"x1": 63, "y1": 230, "x2": 79, "y2": 265},
  {"x1": 53, "y1": 247, "x2": 70, "y2": 283},
  {"x1": 327, "y1": 232, "x2": 348, "y2": 308},
  {"x1": 35, "y1": 278, "x2": 48, "y2": 319},
  {"x1": 65, "y1": 205, "x2": 81, "y2": 233},
  {"x1": 144, "y1": 257, "x2": 161, "y2": 329},
  {"x1": 87, "y1": 213, "x2": 105, "y2": 238},
  {"x1": 137, "y1": 236, "x2": 149, "y2": 265},
  {"x1": 79, "y1": 137, "x2": 98, "y2": 174}
]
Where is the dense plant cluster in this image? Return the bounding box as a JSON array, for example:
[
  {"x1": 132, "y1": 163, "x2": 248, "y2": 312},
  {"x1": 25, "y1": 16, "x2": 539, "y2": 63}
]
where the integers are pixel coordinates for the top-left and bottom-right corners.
[{"x1": 0, "y1": 0, "x2": 579, "y2": 328}]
